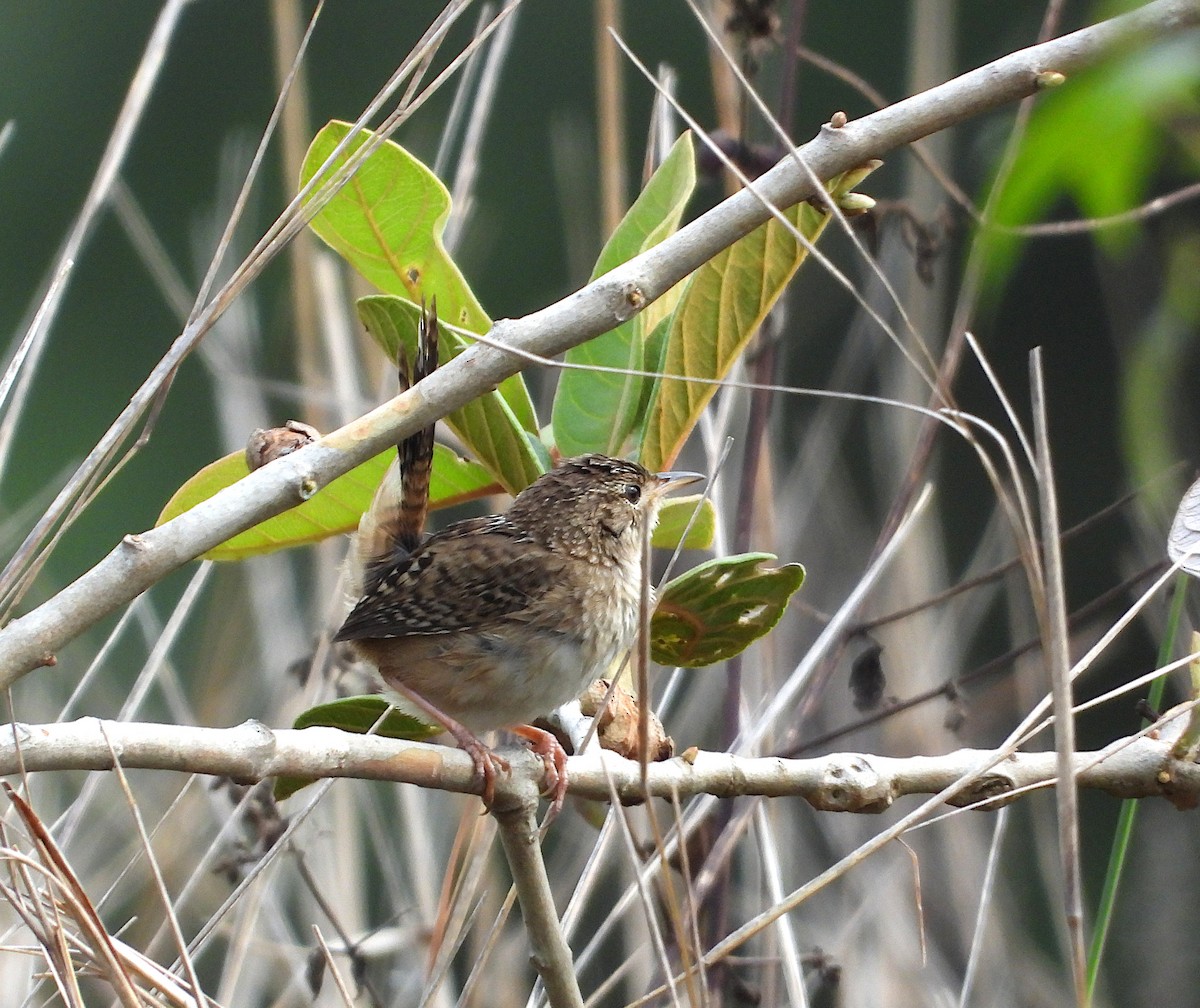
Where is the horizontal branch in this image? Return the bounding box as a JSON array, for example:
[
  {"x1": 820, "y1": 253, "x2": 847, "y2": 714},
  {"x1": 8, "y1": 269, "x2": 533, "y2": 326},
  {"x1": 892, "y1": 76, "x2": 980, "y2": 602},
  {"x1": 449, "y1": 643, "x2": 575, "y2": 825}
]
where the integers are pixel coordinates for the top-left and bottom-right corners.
[
  {"x1": 1, "y1": 0, "x2": 1196, "y2": 688},
  {"x1": 5, "y1": 718, "x2": 1199, "y2": 812}
]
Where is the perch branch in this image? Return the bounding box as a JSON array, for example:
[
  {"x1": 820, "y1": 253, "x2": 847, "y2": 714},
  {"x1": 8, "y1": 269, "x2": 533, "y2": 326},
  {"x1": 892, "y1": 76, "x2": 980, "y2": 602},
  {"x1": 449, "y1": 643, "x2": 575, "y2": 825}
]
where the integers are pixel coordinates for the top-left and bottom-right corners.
[{"x1": 2, "y1": 718, "x2": 1199, "y2": 812}]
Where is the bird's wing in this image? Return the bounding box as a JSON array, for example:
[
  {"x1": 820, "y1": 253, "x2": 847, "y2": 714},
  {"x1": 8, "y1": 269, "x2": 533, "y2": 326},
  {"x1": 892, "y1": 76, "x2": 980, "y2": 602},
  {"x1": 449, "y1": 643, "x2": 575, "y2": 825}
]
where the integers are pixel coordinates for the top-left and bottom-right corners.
[{"x1": 334, "y1": 516, "x2": 565, "y2": 640}]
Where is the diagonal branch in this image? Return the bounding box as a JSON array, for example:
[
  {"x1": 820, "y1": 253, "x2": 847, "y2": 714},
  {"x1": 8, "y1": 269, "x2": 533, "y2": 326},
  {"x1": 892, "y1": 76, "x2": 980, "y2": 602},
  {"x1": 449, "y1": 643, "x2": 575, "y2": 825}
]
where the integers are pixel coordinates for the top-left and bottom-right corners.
[{"x1": 0, "y1": 0, "x2": 1196, "y2": 689}]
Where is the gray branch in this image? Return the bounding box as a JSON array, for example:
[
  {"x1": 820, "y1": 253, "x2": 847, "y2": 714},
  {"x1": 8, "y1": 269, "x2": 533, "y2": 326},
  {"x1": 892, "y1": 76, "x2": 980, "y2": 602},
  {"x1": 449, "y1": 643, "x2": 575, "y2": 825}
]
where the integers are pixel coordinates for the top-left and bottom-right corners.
[
  {"x1": 492, "y1": 787, "x2": 585, "y2": 1008},
  {"x1": 1, "y1": 0, "x2": 1196, "y2": 688},
  {"x1": 4, "y1": 719, "x2": 1198, "y2": 812}
]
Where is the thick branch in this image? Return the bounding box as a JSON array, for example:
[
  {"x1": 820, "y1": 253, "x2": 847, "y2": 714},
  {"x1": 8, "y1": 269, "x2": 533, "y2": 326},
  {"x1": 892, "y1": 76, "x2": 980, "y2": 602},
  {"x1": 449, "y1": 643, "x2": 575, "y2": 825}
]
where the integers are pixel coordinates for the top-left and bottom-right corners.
[
  {"x1": 4, "y1": 719, "x2": 1198, "y2": 811},
  {"x1": 1, "y1": 0, "x2": 1196, "y2": 687}
]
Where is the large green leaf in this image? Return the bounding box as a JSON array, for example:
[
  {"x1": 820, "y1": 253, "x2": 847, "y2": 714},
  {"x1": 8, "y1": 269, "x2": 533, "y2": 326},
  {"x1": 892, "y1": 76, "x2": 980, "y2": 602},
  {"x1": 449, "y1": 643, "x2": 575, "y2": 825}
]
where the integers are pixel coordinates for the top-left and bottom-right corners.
[
  {"x1": 301, "y1": 119, "x2": 483, "y2": 325},
  {"x1": 301, "y1": 120, "x2": 537, "y2": 435},
  {"x1": 157, "y1": 443, "x2": 498, "y2": 561},
  {"x1": 981, "y1": 36, "x2": 1200, "y2": 294},
  {"x1": 552, "y1": 133, "x2": 696, "y2": 457},
  {"x1": 357, "y1": 295, "x2": 545, "y2": 493},
  {"x1": 638, "y1": 163, "x2": 880, "y2": 471},
  {"x1": 275, "y1": 695, "x2": 442, "y2": 800},
  {"x1": 651, "y1": 552, "x2": 804, "y2": 667}
]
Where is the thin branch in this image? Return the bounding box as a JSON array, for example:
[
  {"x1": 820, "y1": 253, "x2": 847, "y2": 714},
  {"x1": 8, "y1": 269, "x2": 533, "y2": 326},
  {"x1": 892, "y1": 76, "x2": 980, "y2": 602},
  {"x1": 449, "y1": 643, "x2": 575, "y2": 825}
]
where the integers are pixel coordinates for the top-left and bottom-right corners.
[
  {"x1": 0, "y1": 0, "x2": 197, "y2": 480},
  {"x1": 311, "y1": 926, "x2": 357, "y2": 1008},
  {"x1": 851, "y1": 480, "x2": 1146, "y2": 634},
  {"x1": 788, "y1": 561, "x2": 1168, "y2": 756},
  {"x1": 0, "y1": 0, "x2": 488, "y2": 617},
  {"x1": 0, "y1": 0, "x2": 1195, "y2": 689},
  {"x1": 994, "y1": 179, "x2": 1200, "y2": 236},
  {"x1": 101, "y1": 728, "x2": 204, "y2": 1008},
  {"x1": 1031, "y1": 348, "x2": 1087, "y2": 1003},
  {"x1": 958, "y1": 807, "x2": 1011, "y2": 1008}
]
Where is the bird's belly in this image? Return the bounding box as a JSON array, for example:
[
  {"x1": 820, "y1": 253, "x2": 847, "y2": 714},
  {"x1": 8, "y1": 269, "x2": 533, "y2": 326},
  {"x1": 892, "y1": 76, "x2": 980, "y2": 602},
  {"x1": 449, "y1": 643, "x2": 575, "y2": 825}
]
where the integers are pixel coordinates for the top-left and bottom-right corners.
[{"x1": 359, "y1": 629, "x2": 611, "y2": 732}]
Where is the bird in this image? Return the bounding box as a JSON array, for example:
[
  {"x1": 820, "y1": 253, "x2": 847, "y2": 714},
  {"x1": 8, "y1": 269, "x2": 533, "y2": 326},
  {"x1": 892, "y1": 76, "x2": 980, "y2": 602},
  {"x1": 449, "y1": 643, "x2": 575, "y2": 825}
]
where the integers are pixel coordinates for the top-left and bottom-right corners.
[{"x1": 335, "y1": 453, "x2": 703, "y2": 815}]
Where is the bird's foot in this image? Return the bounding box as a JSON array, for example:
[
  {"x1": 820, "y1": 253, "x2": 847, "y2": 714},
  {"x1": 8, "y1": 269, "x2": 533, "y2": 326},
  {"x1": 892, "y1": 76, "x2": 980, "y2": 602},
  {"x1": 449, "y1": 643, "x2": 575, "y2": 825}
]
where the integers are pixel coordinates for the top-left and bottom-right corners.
[
  {"x1": 511, "y1": 724, "x2": 569, "y2": 822},
  {"x1": 454, "y1": 732, "x2": 511, "y2": 810}
]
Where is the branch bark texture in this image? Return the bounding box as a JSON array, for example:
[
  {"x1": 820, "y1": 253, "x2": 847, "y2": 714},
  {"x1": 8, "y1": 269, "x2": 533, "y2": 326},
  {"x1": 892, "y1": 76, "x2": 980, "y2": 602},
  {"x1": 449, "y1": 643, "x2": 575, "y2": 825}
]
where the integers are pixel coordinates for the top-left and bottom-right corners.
[
  {"x1": 0, "y1": 0, "x2": 1196, "y2": 687},
  {"x1": 4, "y1": 719, "x2": 1199, "y2": 812}
]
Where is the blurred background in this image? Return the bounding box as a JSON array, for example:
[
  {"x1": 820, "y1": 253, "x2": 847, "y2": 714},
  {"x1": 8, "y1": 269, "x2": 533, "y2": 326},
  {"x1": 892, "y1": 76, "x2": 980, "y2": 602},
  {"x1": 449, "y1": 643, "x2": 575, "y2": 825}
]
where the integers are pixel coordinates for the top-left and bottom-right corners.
[{"x1": 1, "y1": 1, "x2": 1199, "y2": 1005}]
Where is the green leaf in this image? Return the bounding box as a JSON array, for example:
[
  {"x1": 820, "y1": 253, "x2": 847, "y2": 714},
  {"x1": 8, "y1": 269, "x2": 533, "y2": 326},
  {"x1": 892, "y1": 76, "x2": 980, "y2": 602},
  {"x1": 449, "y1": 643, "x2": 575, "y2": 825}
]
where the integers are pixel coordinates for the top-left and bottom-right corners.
[
  {"x1": 275, "y1": 695, "x2": 442, "y2": 800},
  {"x1": 357, "y1": 295, "x2": 546, "y2": 493},
  {"x1": 638, "y1": 163, "x2": 879, "y2": 471},
  {"x1": 301, "y1": 120, "x2": 486, "y2": 328},
  {"x1": 552, "y1": 133, "x2": 696, "y2": 457},
  {"x1": 301, "y1": 120, "x2": 537, "y2": 435},
  {"x1": 651, "y1": 552, "x2": 804, "y2": 667},
  {"x1": 157, "y1": 443, "x2": 498, "y2": 561},
  {"x1": 651, "y1": 495, "x2": 716, "y2": 551},
  {"x1": 981, "y1": 36, "x2": 1200, "y2": 293},
  {"x1": 292, "y1": 694, "x2": 438, "y2": 734}
]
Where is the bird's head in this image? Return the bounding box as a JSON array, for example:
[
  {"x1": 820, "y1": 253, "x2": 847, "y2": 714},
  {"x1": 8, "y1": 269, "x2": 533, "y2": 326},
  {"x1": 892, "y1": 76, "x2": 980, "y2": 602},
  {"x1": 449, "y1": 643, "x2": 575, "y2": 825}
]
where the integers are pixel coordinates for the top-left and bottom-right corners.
[{"x1": 508, "y1": 454, "x2": 703, "y2": 563}]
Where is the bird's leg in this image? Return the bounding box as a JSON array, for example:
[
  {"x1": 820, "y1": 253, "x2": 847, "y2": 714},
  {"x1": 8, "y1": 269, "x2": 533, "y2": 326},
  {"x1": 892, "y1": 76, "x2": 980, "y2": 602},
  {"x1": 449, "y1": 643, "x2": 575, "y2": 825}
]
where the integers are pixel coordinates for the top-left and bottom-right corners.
[
  {"x1": 388, "y1": 682, "x2": 510, "y2": 808},
  {"x1": 509, "y1": 724, "x2": 569, "y2": 820}
]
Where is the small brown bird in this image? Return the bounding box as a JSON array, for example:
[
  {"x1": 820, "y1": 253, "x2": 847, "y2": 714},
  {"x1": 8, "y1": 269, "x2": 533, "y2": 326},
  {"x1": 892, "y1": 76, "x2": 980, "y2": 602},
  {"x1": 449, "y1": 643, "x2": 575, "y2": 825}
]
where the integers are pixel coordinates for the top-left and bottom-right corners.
[{"x1": 336, "y1": 453, "x2": 702, "y2": 814}]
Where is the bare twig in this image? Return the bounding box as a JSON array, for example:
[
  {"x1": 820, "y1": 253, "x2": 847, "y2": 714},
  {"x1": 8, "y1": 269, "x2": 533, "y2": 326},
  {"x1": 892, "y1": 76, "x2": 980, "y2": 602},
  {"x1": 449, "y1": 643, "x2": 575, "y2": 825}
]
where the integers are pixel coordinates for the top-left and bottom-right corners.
[
  {"x1": 3, "y1": 785, "x2": 143, "y2": 1008},
  {"x1": 790, "y1": 560, "x2": 1167, "y2": 755},
  {"x1": 0, "y1": 0, "x2": 493, "y2": 618},
  {"x1": 1031, "y1": 349, "x2": 1087, "y2": 1003},
  {"x1": 594, "y1": 0, "x2": 628, "y2": 235},
  {"x1": 0, "y1": 0, "x2": 196, "y2": 482},
  {"x1": 312, "y1": 926, "x2": 358, "y2": 1008},
  {"x1": 100, "y1": 727, "x2": 204, "y2": 1007},
  {"x1": 958, "y1": 806, "x2": 1011, "y2": 1006}
]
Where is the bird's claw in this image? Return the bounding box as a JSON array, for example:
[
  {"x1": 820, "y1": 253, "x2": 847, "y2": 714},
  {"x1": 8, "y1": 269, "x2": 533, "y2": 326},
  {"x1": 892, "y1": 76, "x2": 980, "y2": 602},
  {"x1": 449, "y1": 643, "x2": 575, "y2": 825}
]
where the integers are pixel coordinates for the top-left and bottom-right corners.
[
  {"x1": 461, "y1": 740, "x2": 510, "y2": 811},
  {"x1": 512, "y1": 725, "x2": 569, "y2": 822}
]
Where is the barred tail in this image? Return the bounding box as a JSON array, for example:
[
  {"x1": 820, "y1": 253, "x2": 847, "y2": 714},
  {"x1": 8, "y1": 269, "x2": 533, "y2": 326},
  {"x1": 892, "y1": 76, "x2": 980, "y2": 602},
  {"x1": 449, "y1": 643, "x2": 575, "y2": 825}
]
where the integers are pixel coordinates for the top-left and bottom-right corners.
[
  {"x1": 356, "y1": 298, "x2": 438, "y2": 595},
  {"x1": 395, "y1": 298, "x2": 438, "y2": 553}
]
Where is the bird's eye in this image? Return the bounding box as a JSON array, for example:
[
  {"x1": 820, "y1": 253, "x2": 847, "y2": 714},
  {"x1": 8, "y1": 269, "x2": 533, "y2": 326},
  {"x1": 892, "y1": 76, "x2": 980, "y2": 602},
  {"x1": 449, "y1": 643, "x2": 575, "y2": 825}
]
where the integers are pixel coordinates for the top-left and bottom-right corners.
[{"x1": 623, "y1": 483, "x2": 642, "y2": 503}]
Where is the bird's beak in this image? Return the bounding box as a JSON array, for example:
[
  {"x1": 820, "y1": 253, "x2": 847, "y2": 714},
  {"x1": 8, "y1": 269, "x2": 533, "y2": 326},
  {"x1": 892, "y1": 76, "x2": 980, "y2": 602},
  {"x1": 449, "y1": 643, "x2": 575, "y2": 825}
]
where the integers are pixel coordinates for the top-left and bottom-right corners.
[{"x1": 653, "y1": 470, "x2": 705, "y2": 497}]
